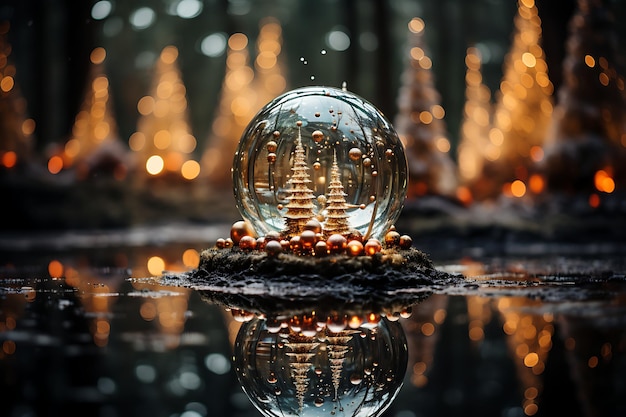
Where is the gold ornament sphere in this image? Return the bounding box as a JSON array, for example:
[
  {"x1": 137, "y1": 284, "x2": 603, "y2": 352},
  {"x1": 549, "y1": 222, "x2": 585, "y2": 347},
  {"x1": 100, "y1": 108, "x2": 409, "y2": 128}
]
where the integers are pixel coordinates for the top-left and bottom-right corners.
[
  {"x1": 384, "y1": 230, "x2": 401, "y2": 248},
  {"x1": 314, "y1": 240, "x2": 328, "y2": 257},
  {"x1": 349, "y1": 147, "x2": 362, "y2": 161},
  {"x1": 312, "y1": 130, "x2": 324, "y2": 142},
  {"x1": 231, "y1": 220, "x2": 255, "y2": 244},
  {"x1": 239, "y1": 235, "x2": 257, "y2": 250},
  {"x1": 265, "y1": 240, "x2": 282, "y2": 256},
  {"x1": 327, "y1": 234, "x2": 347, "y2": 254},
  {"x1": 304, "y1": 219, "x2": 323, "y2": 234},
  {"x1": 300, "y1": 230, "x2": 317, "y2": 249},
  {"x1": 347, "y1": 240, "x2": 364, "y2": 256},
  {"x1": 266, "y1": 141, "x2": 278, "y2": 152},
  {"x1": 399, "y1": 235, "x2": 413, "y2": 249},
  {"x1": 364, "y1": 238, "x2": 382, "y2": 255}
]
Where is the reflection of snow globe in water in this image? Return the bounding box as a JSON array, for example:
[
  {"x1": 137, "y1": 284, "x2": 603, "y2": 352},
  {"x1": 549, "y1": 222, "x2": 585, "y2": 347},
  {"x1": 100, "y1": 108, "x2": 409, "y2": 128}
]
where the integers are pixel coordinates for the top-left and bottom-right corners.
[
  {"x1": 233, "y1": 316, "x2": 408, "y2": 417},
  {"x1": 233, "y1": 86, "x2": 408, "y2": 240}
]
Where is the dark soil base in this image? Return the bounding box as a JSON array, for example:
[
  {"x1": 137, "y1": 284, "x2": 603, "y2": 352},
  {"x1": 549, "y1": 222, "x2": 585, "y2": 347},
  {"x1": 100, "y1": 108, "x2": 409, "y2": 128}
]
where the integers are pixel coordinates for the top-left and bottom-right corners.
[
  {"x1": 162, "y1": 246, "x2": 459, "y2": 318},
  {"x1": 158, "y1": 243, "x2": 626, "y2": 320}
]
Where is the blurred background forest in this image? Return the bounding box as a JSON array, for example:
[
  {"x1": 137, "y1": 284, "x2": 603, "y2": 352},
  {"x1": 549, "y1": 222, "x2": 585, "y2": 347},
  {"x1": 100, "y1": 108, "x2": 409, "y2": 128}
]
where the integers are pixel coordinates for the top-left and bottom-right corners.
[{"x1": 1, "y1": 0, "x2": 626, "y2": 232}]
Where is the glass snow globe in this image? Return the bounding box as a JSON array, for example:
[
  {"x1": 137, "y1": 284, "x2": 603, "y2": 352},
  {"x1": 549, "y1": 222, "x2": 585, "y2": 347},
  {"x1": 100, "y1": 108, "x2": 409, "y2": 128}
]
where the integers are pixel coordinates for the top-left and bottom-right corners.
[
  {"x1": 232, "y1": 86, "x2": 408, "y2": 240},
  {"x1": 233, "y1": 316, "x2": 408, "y2": 417}
]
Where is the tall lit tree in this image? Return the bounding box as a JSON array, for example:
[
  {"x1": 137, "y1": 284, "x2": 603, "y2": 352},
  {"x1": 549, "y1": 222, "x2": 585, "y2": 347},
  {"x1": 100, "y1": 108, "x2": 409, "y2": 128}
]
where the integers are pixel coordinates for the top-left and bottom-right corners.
[
  {"x1": 62, "y1": 47, "x2": 128, "y2": 180},
  {"x1": 130, "y1": 45, "x2": 199, "y2": 182},
  {"x1": 253, "y1": 17, "x2": 288, "y2": 110},
  {"x1": 486, "y1": 0, "x2": 554, "y2": 199},
  {"x1": 541, "y1": 0, "x2": 626, "y2": 197},
  {"x1": 202, "y1": 33, "x2": 257, "y2": 188},
  {"x1": 203, "y1": 21, "x2": 289, "y2": 190},
  {"x1": 323, "y1": 151, "x2": 351, "y2": 236},
  {"x1": 283, "y1": 129, "x2": 316, "y2": 237},
  {"x1": 456, "y1": 47, "x2": 493, "y2": 201},
  {"x1": 394, "y1": 17, "x2": 458, "y2": 199}
]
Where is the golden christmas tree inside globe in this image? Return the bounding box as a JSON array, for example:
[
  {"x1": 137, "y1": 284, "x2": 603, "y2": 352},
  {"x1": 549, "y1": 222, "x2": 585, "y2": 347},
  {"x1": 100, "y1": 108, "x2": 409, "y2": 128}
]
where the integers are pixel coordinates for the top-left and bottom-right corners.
[{"x1": 232, "y1": 86, "x2": 408, "y2": 241}]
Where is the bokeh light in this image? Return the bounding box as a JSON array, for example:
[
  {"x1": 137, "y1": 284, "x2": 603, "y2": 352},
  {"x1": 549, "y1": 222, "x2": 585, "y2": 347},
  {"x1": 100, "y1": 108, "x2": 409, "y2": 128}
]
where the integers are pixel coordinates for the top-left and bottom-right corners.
[
  {"x1": 91, "y1": 1, "x2": 112, "y2": 20},
  {"x1": 130, "y1": 7, "x2": 156, "y2": 30},
  {"x1": 200, "y1": 33, "x2": 227, "y2": 57}
]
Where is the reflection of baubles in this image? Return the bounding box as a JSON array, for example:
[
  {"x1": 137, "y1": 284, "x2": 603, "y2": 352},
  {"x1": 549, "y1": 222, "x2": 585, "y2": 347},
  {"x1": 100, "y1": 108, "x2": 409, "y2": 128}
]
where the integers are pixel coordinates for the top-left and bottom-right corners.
[{"x1": 234, "y1": 316, "x2": 408, "y2": 416}]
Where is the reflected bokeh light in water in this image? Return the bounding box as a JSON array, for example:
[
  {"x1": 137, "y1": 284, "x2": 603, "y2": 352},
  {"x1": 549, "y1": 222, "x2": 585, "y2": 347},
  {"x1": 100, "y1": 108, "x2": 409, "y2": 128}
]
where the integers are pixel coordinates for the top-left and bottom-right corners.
[
  {"x1": 2, "y1": 246, "x2": 626, "y2": 417},
  {"x1": 233, "y1": 315, "x2": 408, "y2": 417}
]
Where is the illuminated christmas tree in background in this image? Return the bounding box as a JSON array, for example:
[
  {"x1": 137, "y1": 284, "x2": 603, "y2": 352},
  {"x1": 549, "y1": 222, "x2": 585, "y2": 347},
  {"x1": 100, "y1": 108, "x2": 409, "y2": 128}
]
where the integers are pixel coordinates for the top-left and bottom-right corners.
[
  {"x1": 61, "y1": 47, "x2": 128, "y2": 180},
  {"x1": 283, "y1": 129, "x2": 316, "y2": 238},
  {"x1": 0, "y1": 21, "x2": 35, "y2": 171},
  {"x1": 3, "y1": 2, "x2": 626, "y2": 232},
  {"x1": 540, "y1": 0, "x2": 626, "y2": 201},
  {"x1": 252, "y1": 17, "x2": 288, "y2": 112},
  {"x1": 393, "y1": 17, "x2": 458, "y2": 199},
  {"x1": 202, "y1": 33, "x2": 257, "y2": 188},
  {"x1": 456, "y1": 47, "x2": 493, "y2": 203},
  {"x1": 130, "y1": 45, "x2": 200, "y2": 182},
  {"x1": 203, "y1": 20, "x2": 288, "y2": 190},
  {"x1": 323, "y1": 151, "x2": 351, "y2": 237},
  {"x1": 485, "y1": 0, "x2": 553, "y2": 200}
]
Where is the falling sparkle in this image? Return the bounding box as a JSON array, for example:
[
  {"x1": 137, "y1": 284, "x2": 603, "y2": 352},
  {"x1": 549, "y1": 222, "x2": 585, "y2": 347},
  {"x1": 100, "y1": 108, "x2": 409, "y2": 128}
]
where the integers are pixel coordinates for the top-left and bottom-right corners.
[{"x1": 321, "y1": 49, "x2": 327, "y2": 55}]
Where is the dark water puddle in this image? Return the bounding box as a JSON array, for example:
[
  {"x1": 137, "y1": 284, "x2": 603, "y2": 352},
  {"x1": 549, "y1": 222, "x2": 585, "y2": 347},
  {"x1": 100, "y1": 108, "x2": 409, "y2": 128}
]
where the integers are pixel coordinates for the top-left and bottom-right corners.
[{"x1": 1, "y1": 250, "x2": 625, "y2": 417}]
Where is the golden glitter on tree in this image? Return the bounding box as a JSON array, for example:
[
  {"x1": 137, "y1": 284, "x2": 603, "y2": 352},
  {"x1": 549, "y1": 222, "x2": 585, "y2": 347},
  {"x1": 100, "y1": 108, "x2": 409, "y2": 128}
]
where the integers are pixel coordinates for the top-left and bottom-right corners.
[{"x1": 325, "y1": 329, "x2": 355, "y2": 401}]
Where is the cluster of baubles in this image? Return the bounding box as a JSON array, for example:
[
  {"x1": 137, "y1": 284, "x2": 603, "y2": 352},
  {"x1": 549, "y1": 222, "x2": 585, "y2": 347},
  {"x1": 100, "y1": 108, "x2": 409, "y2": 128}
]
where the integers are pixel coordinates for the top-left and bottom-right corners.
[
  {"x1": 229, "y1": 307, "x2": 413, "y2": 334},
  {"x1": 215, "y1": 219, "x2": 414, "y2": 257}
]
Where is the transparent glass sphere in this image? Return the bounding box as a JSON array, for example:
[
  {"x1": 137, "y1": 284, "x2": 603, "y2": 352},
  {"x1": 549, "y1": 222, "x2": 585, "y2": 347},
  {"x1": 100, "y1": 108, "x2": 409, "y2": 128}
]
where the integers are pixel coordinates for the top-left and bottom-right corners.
[
  {"x1": 232, "y1": 86, "x2": 408, "y2": 240},
  {"x1": 233, "y1": 317, "x2": 408, "y2": 417}
]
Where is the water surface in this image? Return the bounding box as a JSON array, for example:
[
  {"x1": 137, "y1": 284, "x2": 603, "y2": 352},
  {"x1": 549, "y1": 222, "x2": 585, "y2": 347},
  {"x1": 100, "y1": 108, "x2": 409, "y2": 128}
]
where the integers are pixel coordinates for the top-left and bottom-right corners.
[{"x1": 1, "y1": 236, "x2": 625, "y2": 417}]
